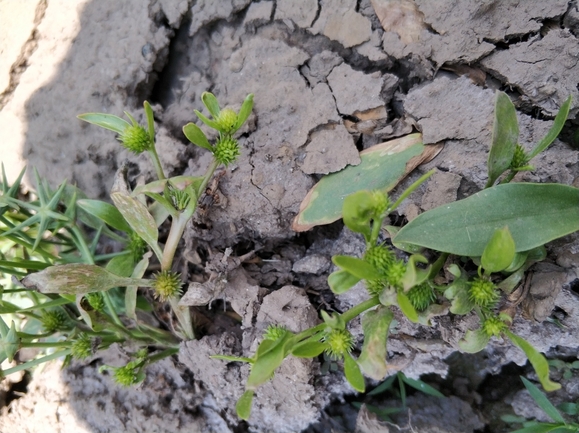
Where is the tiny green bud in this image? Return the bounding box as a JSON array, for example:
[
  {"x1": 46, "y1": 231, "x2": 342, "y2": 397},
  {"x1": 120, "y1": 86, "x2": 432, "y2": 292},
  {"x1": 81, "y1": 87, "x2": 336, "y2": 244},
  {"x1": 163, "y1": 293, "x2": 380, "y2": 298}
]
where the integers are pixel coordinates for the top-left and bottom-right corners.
[
  {"x1": 482, "y1": 315, "x2": 507, "y2": 337},
  {"x1": 113, "y1": 361, "x2": 142, "y2": 387},
  {"x1": 216, "y1": 108, "x2": 239, "y2": 134},
  {"x1": 128, "y1": 231, "x2": 147, "y2": 262},
  {"x1": 152, "y1": 270, "x2": 183, "y2": 301},
  {"x1": 167, "y1": 185, "x2": 191, "y2": 211},
  {"x1": 510, "y1": 144, "x2": 529, "y2": 170},
  {"x1": 371, "y1": 190, "x2": 390, "y2": 217},
  {"x1": 406, "y1": 283, "x2": 436, "y2": 312},
  {"x1": 119, "y1": 124, "x2": 152, "y2": 153},
  {"x1": 263, "y1": 325, "x2": 289, "y2": 341},
  {"x1": 41, "y1": 310, "x2": 68, "y2": 333},
  {"x1": 85, "y1": 292, "x2": 105, "y2": 312},
  {"x1": 214, "y1": 136, "x2": 240, "y2": 166},
  {"x1": 469, "y1": 277, "x2": 499, "y2": 309},
  {"x1": 71, "y1": 333, "x2": 93, "y2": 359},
  {"x1": 364, "y1": 245, "x2": 394, "y2": 272},
  {"x1": 324, "y1": 329, "x2": 354, "y2": 359}
]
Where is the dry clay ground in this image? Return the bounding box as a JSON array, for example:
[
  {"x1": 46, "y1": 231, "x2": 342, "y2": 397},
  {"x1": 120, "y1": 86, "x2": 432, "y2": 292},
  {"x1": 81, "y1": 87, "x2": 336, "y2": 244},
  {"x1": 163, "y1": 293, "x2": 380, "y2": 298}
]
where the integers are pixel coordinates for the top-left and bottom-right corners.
[{"x1": 2, "y1": 1, "x2": 579, "y2": 432}]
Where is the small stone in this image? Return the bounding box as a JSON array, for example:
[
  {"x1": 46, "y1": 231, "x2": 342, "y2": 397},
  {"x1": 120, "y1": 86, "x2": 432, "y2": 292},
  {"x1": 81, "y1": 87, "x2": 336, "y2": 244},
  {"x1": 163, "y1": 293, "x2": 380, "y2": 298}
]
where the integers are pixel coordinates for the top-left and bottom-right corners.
[
  {"x1": 292, "y1": 254, "x2": 330, "y2": 275},
  {"x1": 301, "y1": 123, "x2": 360, "y2": 174}
]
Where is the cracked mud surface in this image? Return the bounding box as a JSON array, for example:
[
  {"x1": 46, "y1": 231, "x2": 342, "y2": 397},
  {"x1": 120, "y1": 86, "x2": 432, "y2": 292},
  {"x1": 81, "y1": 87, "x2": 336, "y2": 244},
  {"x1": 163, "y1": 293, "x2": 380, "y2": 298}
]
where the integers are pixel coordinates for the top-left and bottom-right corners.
[{"x1": 2, "y1": 1, "x2": 579, "y2": 432}]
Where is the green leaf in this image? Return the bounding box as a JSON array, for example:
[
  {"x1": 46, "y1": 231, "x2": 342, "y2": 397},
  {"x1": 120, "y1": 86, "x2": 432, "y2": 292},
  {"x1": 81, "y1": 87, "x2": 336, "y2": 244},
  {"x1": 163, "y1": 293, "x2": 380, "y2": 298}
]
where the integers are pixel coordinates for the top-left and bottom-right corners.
[
  {"x1": 110, "y1": 169, "x2": 163, "y2": 262},
  {"x1": 505, "y1": 330, "x2": 561, "y2": 392},
  {"x1": 105, "y1": 253, "x2": 135, "y2": 277},
  {"x1": 0, "y1": 320, "x2": 19, "y2": 362},
  {"x1": 143, "y1": 101, "x2": 156, "y2": 143},
  {"x1": 125, "y1": 253, "x2": 150, "y2": 320},
  {"x1": 401, "y1": 254, "x2": 430, "y2": 292},
  {"x1": 486, "y1": 91, "x2": 519, "y2": 188},
  {"x1": 507, "y1": 422, "x2": 566, "y2": 433},
  {"x1": 458, "y1": 328, "x2": 490, "y2": 353},
  {"x1": 357, "y1": 306, "x2": 394, "y2": 380},
  {"x1": 77, "y1": 113, "x2": 131, "y2": 134},
  {"x1": 321, "y1": 310, "x2": 346, "y2": 330},
  {"x1": 201, "y1": 92, "x2": 221, "y2": 118},
  {"x1": 194, "y1": 110, "x2": 220, "y2": 131},
  {"x1": 367, "y1": 373, "x2": 398, "y2": 396},
  {"x1": 246, "y1": 334, "x2": 292, "y2": 389},
  {"x1": 394, "y1": 183, "x2": 579, "y2": 257},
  {"x1": 291, "y1": 341, "x2": 327, "y2": 358},
  {"x1": 236, "y1": 390, "x2": 254, "y2": 421},
  {"x1": 396, "y1": 292, "x2": 418, "y2": 323},
  {"x1": 481, "y1": 226, "x2": 516, "y2": 273},
  {"x1": 520, "y1": 376, "x2": 565, "y2": 423},
  {"x1": 236, "y1": 93, "x2": 254, "y2": 129},
  {"x1": 332, "y1": 256, "x2": 382, "y2": 281},
  {"x1": 444, "y1": 271, "x2": 475, "y2": 315},
  {"x1": 183, "y1": 123, "x2": 213, "y2": 152},
  {"x1": 528, "y1": 96, "x2": 572, "y2": 160},
  {"x1": 210, "y1": 354, "x2": 254, "y2": 363},
  {"x1": 292, "y1": 134, "x2": 442, "y2": 231},
  {"x1": 328, "y1": 269, "x2": 361, "y2": 294},
  {"x1": 344, "y1": 353, "x2": 365, "y2": 392},
  {"x1": 400, "y1": 375, "x2": 444, "y2": 398},
  {"x1": 77, "y1": 199, "x2": 132, "y2": 233},
  {"x1": 342, "y1": 190, "x2": 375, "y2": 241},
  {"x1": 132, "y1": 176, "x2": 204, "y2": 196},
  {"x1": 21, "y1": 264, "x2": 152, "y2": 295}
]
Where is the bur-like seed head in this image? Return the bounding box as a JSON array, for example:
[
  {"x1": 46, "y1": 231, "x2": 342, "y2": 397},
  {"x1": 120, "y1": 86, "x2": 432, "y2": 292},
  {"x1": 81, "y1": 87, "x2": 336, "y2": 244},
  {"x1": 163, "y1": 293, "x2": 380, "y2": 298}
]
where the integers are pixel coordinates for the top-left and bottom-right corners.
[
  {"x1": 263, "y1": 325, "x2": 289, "y2": 341},
  {"x1": 510, "y1": 144, "x2": 529, "y2": 169},
  {"x1": 384, "y1": 259, "x2": 406, "y2": 289},
  {"x1": 119, "y1": 124, "x2": 153, "y2": 153},
  {"x1": 152, "y1": 270, "x2": 183, "y2": 302},
  {"x1": 128, "y1": 231, "x2": 147, "y2": 262},
  {"x1": 324, "y1": 329, "x2": 354, "y2": 359},
  {"x1": 364, "y1": 245, "x2": 394, "y2": 272},
  {"x1": 113, "y1": 361, "x2": 141, "y2": 387},
  {"x1": 216, "y1": 108, "x2": 238, "y2": 134},
  {"x1": 406, "y1": 283, "x2": 436, "y2": 312},
  {"x1": 482, "y1": 315, "x2": 507, "y2": 337},
  {"x1": 365, "y1": 278, "x2": 386, "y2": 297},
  {"x1": 371, "y1": 190, "x2": 390, "y2": 216},
  {"x1": 71, "y1": 333, "x2": 92, "y2": 359},
  {"x1": 41, "y1": 310, "x2": 68, "y2": 333},
  {"x1": 214, "y1": 136, "x2": 240, "y2": 166},
  {"x1": 469, "y1": 277, "x2": 499, "y2": 309},
  {"x1": 86, "y1": 292, "x2": 105, "y2": 312}
]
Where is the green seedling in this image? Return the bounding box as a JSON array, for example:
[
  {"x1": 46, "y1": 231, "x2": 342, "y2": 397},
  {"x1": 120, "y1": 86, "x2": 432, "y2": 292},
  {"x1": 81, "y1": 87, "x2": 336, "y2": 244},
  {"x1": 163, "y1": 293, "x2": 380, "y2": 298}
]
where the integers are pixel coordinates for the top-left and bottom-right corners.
[
  {"x1": 0, "y1": 92, "x2": 253, "y2": 383},
  {"x1": 502, "y1": 376, "x2": 579, "y2": 433},
  {"x1": 223, "y1": 91, "x2": 572, "y2": 420}
]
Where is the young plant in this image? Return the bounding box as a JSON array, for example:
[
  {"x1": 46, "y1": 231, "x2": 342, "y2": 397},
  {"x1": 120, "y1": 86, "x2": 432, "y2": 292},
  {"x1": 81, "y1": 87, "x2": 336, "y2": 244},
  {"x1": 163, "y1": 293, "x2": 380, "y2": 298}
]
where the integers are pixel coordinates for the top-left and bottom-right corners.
[{"x1": 0, "y1": 92, "x2": 253, "y2": 384}]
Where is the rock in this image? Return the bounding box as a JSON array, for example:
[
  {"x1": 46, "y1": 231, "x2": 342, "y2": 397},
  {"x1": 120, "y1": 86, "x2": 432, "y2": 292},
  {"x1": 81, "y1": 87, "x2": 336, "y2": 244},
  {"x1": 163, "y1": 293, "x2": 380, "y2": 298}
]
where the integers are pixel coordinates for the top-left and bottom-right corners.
[
  {"x1": 243, "y1": 1, "x2": 273, "y2": 28},
  {"x1": 275, "y1": 0, "x2": 318, "y2": 28},
  {"x1": 292, "y1": 254, "x2": 331, "y2": 275},
  {"x1": 301, "y1": 123, "x2": 360, "y2": 174},
  {"x1": 256, "y1": 285, "x2": 319, "y2": 332},
  {"x1": 189, "y1": 0, "x2": 252, "y2": 35},
  {"x1": 421, "y1": 170, "x2": 462, "y2": 211},
  {"x1": 310, "y1": 0, "x2": 372, "y2": 48},
  {"x1": 300, "y1": 50, "x2": 343, "y2": 86}
]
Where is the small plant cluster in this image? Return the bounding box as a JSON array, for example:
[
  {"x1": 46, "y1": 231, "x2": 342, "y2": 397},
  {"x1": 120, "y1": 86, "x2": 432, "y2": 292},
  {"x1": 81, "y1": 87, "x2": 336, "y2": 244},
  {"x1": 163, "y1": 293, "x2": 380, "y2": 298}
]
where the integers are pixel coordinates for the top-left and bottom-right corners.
[
  {"x1": 219, "y1": 91, "x2": 574, "y2": 419},
  {"x1": 0, "y1": 92, "x2": 253, "y2": 383}
]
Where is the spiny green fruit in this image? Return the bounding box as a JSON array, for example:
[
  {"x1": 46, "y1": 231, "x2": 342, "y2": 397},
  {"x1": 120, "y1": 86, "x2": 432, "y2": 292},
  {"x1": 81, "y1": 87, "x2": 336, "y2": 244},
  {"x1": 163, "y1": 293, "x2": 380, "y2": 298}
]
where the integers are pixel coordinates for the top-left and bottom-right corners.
[
  {"x1": 113, "y1": 361, "x2": 142, "y2": 386},
  {"x1": 263, "y1": 325, "x2": 289, "y2": 341},
  {"x1": 406, "y1": 283, "x2": 436, "y2": 312},
  {"x1": 119, "y1": 124, "x2": 152, "y2": 153},
  {"x1": 371, "y1": 190, "x2": 390, "y2": 216},
  {"x1": 469, "y1": 277, "x2": 499, "y2": 309},
  {"x1": 85, "y1": 292, "x2": 105, "y2": 312},
  {"x1": 216, "y1": 108, "x2": 239, "y2": 134},
  {"x1": 71, "y1": 333, "x2": 93, "y2": 359},
  {"x1": 214, "y1": 136, "x2": 240, "y2": 166},
  {"x1": 324, "y1": 329, "x2": 354, "y2": 359},
  {"x1": 364, "y1": 245, "x2": 394, "y2": 272},
  {"x1": 41, "y1": 310, "x2": 68, "y2": 333},
  {"x1": 482, "y1": 315, "x2": 507, "y2": 337},
  {"x1": 510, "y1": 144, "x2": 529, "y2": 169},
  {"x1": 128, "y1": 231, "x2": 147, "y2": 262},
  {"x1": 152, "y1": 270, "x2": 183, "y2": 301},
  {"x1": 384, "y1": 259, "x2": 406, "y2": 289},
  {"x1": 365, "y1": 278, "x2": 387, "y2": 297}
]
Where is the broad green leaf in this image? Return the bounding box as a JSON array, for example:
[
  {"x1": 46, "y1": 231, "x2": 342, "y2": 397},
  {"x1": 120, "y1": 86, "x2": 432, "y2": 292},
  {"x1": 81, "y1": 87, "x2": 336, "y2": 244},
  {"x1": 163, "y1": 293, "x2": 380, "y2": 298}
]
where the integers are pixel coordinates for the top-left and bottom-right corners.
[
  {"x1": 21, "y1": 264, "x2": 152, "y2": 294},
  {"x1": 505, "y1": 330, "x2": 561, "y2": 392},
  {"x1": 247, "y1": 334, "x2": 292, "y2": 389},
  {"x1": 401, "y1": 254, "x2": 430, "y2": 292},
  {"x1": 481, "y1": 226, "x2": 516, "y2": 273},
  {"x1": 328, "y1": 269, "x2": 361, "y2": 294},
  {"x1": 400, "y1": 375, "x2": 445, "y2": 398},
  {"x1": 342, "y1": 190, "x2": 375, "y2": 240},
  {"x1": 528, "y1": 96, "x2": 572, "y2": 159},
  {"x1": 396, "y1": 292, "x2": 418, "y2": 323},
  {"x1": 201, "y1": 92, "x2": 221, "y2": 118},
  {"x1": 77, "y1": 199, "x2": 132, "y2": 233},
  {"x1": 77, "y1": 113, "x2": 130, "y2": 134},
  {"x1": 236, "y1": 390, "x2": 254, "y2": 421},
  {"x1": 394, "y1": 183, "x2": 579, "y2": 257},
  {"x1": 291, "y1": 341, "x2": 327, "y2": 358},
  {"x1": 292, "y1": 134, "x2": 442, "y2": 231},
  {"x1": 520, "y1": 377, "x2": 565, "y2": 423},
  {"x1": 344, "y1": 353, "x2": 365, "y2": 392},
  {"x1": 236, "y1": 93, "x2": 254, "y2": 129},
  {"x1": 458, "y1": 329, "x2": 490, "y2": 353},
  {"x1": 332, "y1": 256, "x2": 382, "y2": 281},
  {"x1": 357, "y1": 306, "x2": 394, "y2": 380},
  {"x1": 105, "y1": 253, "x2": 135, "y2": 277},
  {"x1": 110, "y1": 169, "x2": 163, "y2": 261},
  {"x1": 486, "y1": 91, "x2": 519, "y2": 188},
  {"x1": 183, "y1": 123, "x2": 213, "y2": 151}
]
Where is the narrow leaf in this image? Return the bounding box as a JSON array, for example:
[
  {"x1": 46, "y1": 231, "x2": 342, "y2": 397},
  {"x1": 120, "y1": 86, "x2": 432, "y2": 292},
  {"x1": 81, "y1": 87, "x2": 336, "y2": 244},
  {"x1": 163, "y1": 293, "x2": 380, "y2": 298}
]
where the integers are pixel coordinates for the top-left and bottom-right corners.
[
  {"x1": 210, "y1": 355, "x2": 254, "y2": 363},
  {"x1": 394, "y1": 183, "x2": 579, "y2": 257},
  {"x1": 77, "y1": 199, "x2": 132, "y2": 233},
  {"x1": 328, "y1": 269, "x2": 361, "y2": 294},
  {"x1": 486, "y1": 91, "x2": 519, "y2": 187},
  {"x1": 520, "y1": 376, "x2": 565, "y2": 423},
  {"x1": 397, "y1": 292, "x2": 418, "y2": 323},
  {"x1": 332, "y1": 256, "x2": 381, "y2": 280},
  {"x1": 183, "y1": 123, "x2": 213, "y2": 151},
  {"x1": 236, "y1": 93, "x2": 254, "y2": 129},
  {"x1": 344, "y1": 353, "x2": 365, "y2": 392},
  {"x1": 509, "y1": 424, "x2": 571, "y2": 433},
  {"x1": 401, "y1": 375, "x2": 444, "y2": 398},
  {"x1": 201, "y1": 92, "x2": 221, "y2": 118},
  {"x1": 143, "y1": 101, "x2": 156, "y2": 142},
  {"x1": 505, "y1": 330, "x2": 561, "y2": 392},
  {"x1": 194, "y1": 110, "x2": 220, "y2": 131},
  {"x1": 481, "y1": 226, "x2": 516, "y2": 273},
  {"x1": 0, "y1": 321, "x2": 19, "y2": 362},
  {"x1": 357, "y1": 306, "x2": 394, "y2": 380},
  {"x1": 528, "y1": 96, "x2": 572, "y2": 159},
  {"x1": 21, "y1": 264, "x2": 152, "y2": 295},
  {"x1": 236, "y1": 390, "x2": 254, "y2": 421},
  {"x1": 126, "y1": 253, "x2": 150, "y2": 320},
  {"x1": 77, "y1": 113, "x2": 130, "y2": 134}
]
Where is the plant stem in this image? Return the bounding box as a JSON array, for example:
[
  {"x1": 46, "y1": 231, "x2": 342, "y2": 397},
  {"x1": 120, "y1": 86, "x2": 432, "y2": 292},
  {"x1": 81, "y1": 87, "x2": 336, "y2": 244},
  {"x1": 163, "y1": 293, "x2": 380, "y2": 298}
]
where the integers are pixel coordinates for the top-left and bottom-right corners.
[
  {"x1": 341, "y1": 297, "x2": 381, "y2": 323},
  {"x1": 146, "y1": 347, "x2": 179, "y2": 364},
  {"x1": 160, "y1": 212, "x2": 190, "y2": 272},
  {"x1": 22, "y1": 341, "x2": 71, "y2": 348},
  {"x1": 169, "y1": 296, "x2": 194, "y2": 340},
  {"x1": 147, "y1": 147, "x2": 166, "y2": 181},
  {"x1": 197, "y1": 159, "x2": 220, "y2": 197},
  {"x1": 1, "y1": 349, "x2": 72, "y2": 377}
]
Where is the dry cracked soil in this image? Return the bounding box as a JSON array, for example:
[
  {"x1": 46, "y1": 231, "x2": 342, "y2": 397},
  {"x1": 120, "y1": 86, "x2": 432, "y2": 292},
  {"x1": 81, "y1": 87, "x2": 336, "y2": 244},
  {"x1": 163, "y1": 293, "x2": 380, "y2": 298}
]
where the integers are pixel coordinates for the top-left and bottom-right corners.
[{"x1": 2, "y1": 1, "x2": 579, "y2": 432}]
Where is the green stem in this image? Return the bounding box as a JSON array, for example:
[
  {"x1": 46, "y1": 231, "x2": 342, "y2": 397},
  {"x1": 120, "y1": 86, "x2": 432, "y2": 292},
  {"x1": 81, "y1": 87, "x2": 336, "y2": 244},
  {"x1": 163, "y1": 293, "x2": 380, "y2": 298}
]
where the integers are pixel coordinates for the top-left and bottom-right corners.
[
  {"x1": 197, "y1": 158, "x2": 220, "y2": 198},
  {"x1": 102, "y1": 291, "x2": 123, "y2": 327},
  {"x1": 21, "y1": 341, "x2": 72, "y2": 348},
  {"x1": 146, "y1": 347, "x2": 179, "y2": 364},
  {"x1": 147, "y1": 147, "x2": 166, "y2": 181},
  {"x1": 341, "y1": 297, "x2": 381, "y2": 323},
  {"x1": 389, "y1": 169, "x2": 436, "y2": 212},
  {"x1": 1, "y1": 349, "x2": 72, "y2": 377},
  {"x1": 160, "y1": 212, "x2": 191, "y2": 271}
]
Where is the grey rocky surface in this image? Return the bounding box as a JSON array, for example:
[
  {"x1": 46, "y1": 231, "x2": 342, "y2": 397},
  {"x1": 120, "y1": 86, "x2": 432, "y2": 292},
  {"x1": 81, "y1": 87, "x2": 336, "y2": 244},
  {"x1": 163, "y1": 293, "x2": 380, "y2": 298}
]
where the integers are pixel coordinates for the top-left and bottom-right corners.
[{"x1": 2, "y1": 0, "x2": 579, "y2": 432}]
